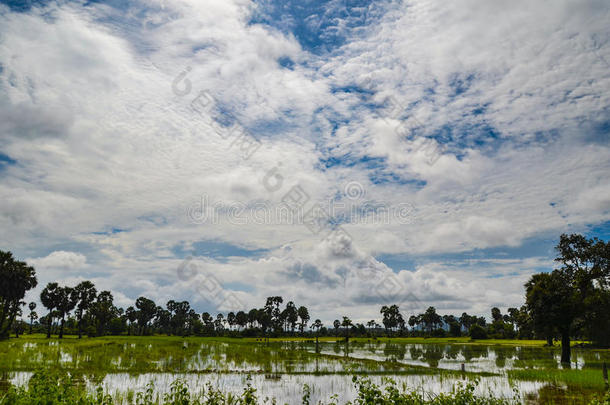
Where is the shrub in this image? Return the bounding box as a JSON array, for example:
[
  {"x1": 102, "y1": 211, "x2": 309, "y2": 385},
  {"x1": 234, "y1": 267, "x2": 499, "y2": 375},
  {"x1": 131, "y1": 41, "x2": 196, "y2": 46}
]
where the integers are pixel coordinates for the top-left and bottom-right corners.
[{"x1": 470, "y1": 324, "x2": 488, "y2": 340}]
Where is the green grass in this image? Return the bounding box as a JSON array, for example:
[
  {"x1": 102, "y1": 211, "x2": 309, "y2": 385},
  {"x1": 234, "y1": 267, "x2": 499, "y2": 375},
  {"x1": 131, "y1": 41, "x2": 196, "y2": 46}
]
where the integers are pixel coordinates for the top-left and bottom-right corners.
[{"x1": 508, "y1": 368, "x2": 609, "y2": 390}]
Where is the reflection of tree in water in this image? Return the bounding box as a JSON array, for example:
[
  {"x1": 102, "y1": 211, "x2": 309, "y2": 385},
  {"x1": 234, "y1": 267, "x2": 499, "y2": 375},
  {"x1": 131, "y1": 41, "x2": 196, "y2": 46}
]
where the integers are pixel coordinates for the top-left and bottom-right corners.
[
  {"x1": 366, "y1": 341, "x2": 376, "y2": 355},
  {"x1": 0, "y1": 371, "x2": 11, "y2": 394},
  {"x1": 461, "y1": 345, "x2": 488, "y2": 362},
  {"x1": 530, "y1": 383, "x2": 593, "y2": 404},
  {"x1": 516, "y1": 346, "x2": 558, "y2": 369},
  {"x1": 493, "y1": 346, "x2": 516, "y2": 369},
  {"x1": 422, "y1": 346, "x2": 444, "y2": 368},
  {"x1": 445, "y1": 344, "x2": 461, "y2": 360},
  {"x1": 343, "y1": 340, "x2": 351, "y2": 357},
  {"x1": 495, "y1": 349, "x2": 507, "y2": 368},
  {"x1": 383, "y1": 343, "x2": 406, "y2": 362},
  {"x1": 409, "y1": 346, "x2": 423, "y2": 361},
  {"x1": 333, "y1": 342, "x2": 341, "y2": 355}
]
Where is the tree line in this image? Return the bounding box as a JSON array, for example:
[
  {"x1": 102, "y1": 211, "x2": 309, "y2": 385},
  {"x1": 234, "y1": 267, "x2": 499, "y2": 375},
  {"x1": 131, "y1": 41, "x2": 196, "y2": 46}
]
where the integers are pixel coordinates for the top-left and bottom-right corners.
[{"x1": 1, "y1": 234, "x2": 608, "y2": 363}]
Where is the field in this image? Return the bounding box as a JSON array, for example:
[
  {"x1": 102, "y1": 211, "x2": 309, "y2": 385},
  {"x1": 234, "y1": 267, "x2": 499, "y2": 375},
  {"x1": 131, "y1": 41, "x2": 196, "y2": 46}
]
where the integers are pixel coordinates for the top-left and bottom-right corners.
[{"x1": 0, "y1": 335, "x2": 608, "y2": 404}]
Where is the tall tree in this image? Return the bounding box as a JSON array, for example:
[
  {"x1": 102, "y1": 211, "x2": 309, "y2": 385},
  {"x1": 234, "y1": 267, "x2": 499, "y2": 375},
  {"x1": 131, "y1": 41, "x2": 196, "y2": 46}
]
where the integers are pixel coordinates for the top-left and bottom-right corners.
[
  {"x1": 281, "y1": 301, "x2": 298, "y2": 333},
  {"x1": 135, "y1": 297, "x2": 157, "y2": 335},
  {"x1": 28, "y1": 302, "x2": 37, "y2": 334},
  {"x1": 311, "y1": 319, "x2": 323, "y2": 334},
  {"x1": 167, "y1": 300, "x2": 190, "y2": 335},
  {"x1": 235, "y1": 311, "x2": 248, "y2": 331},
  {"x1": 333, "y1": 319, "x2": 340, "y2": 336},
  {"x1": 0, "y1": 251, "x2": 37, "y2": 339},
  {"x1": 55, "y1": 286, "x2": 76, "y2": 339},
  {"x1": 526, "y1": 234, "x2": 610, "y2": 364},
  {"x1": 227, "y1": 311, "x2": 236, "y2": 331},
  {"x1": 297, "y1": 306, "x2": 310, "y2": 334},
  {"x1": 40, "y1": 282, "x2": 61, "y2": 338},
  {"x1": 421, "y1": 307, "x2": 442, "y2": 335},
  {"x1": 73, "y1": 281, "x2": 97, "y2": 339},
  {"x1": 89, "y1": 291, "x2": 118, "y2": 337},
  {"x1": 264, "y1": 296, "x2": 283, "y2": 332},
  {"x1": 125, "y1": 306, "x2": 137, "y2": 335},
  {"x1": 341, "y1": 316, "x2": 353, "y2": 339}
]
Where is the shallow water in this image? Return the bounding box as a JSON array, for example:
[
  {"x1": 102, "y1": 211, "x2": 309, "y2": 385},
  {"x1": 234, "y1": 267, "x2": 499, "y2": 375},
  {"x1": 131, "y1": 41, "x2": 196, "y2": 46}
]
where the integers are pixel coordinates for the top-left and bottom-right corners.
[{"x1": 1, "y1": 338, "x2": 608, "y2": 404}]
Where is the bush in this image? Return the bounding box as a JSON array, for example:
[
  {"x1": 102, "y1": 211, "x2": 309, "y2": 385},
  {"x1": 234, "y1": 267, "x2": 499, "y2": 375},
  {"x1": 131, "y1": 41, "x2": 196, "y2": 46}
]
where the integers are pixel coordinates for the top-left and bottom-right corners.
[{"x1": 470, "y1": 324, "x2": 488, "y2": 339}]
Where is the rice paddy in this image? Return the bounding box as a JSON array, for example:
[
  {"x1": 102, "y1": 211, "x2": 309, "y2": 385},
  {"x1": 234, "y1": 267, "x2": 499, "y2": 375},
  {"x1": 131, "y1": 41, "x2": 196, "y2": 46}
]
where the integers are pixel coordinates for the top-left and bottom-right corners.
[{"x1": 0, "y1": 335, "x2": 608, "y2": 403}]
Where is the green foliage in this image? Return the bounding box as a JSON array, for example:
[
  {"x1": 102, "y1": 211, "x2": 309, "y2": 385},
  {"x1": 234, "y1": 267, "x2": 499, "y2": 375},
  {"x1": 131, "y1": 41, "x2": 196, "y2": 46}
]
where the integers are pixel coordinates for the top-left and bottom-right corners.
[
  {"x1": 0, "y1": 370, "x2": 527, "y2": 405},
  {"x1": 587, "y1": 391, "x2": 610, "y2": 405},
  {"x1": 351, "y1": 376, "x2": 518, "y2": 405},
  {"x1": 0, "y1": 369, "x2": 112, "y2": 405},
  {"x1": 469, "y1": 324, "x2": 488, "y2": 340},
  {"x1": 0, "y1": 251, "x2": 37, "y2": 339}
]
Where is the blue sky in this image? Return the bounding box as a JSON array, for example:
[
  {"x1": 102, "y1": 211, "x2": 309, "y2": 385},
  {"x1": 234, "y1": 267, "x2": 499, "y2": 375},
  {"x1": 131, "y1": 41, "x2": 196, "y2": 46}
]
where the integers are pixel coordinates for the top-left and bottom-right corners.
[{"x1": 0, "y1": 0, "x2": 609, "y2": 322}]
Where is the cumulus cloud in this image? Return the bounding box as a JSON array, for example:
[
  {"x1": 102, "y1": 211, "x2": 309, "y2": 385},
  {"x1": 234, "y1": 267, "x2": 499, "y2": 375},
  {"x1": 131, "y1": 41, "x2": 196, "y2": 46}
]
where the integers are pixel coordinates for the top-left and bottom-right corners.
[
  {"x1": 1, "y1": 0, "x2": 609, "y2": 319},
  {"x1": 28, "y1": 251, "x2": 88, "y2": 270}
]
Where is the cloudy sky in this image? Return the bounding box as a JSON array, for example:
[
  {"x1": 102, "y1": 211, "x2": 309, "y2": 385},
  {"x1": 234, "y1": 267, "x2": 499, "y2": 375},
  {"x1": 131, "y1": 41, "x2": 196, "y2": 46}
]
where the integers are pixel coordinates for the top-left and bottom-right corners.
[{"x1": 1, "y1": 0, "x2": 609, "y2": 323}]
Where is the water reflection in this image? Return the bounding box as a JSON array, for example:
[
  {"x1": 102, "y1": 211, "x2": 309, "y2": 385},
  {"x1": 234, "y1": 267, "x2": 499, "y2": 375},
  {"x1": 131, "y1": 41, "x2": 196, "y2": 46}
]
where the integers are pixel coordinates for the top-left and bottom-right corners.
[{"x1": 1, "y1": 339, "x2": 608, "y2": 404}]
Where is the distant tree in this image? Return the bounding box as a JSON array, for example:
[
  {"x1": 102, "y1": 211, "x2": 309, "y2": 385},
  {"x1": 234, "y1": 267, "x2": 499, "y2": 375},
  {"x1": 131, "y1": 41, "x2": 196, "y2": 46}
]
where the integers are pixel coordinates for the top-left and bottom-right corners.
[
  {"x1": 125, "y1": 306, "x2": 137, "y2": 335},
  {"x1": 380, "y1": 305, "x2": 403, "y2": 334},
  {"x1": 421, "y1": 307, "x2": 442, "y2": 335},
  {"x1": 341, "y1": 316, "x2": 353, "y2": 339},
  {"x1": 28, "y1": 302, "x2": 37, "y2": 334},
  {"x1": 227, "y1": 312, "x2": 236, "y2": 331},
  {"x1": 408, "y1": 315, "x2": 420, "y2": 332},
  {"x1": 201, "y1": 312, "x2": 214, "y2": 333},
  {"x1": 281, "y1": 301, "x2": 298, "y2": 333},
  {"x1": 264, "y1": 296, "x2": 283, "y2": 332},
  {"x1": 459, "y1": 312, "x2": 474, "y2": 334},
  {"x1": 55, "y1": 286, "x2": 76, "y2": 338},
  {"x1": 167, "y1": 300, "x2": 191, "y2": 335},
  {"x1": 235, "y1": 311, "x2": 248, "y2": 331},
  {"x1": 333, "y1": 319, "x2": 340, "y2": 336},
  {"x1": 491, "y1": 307, "x2": 502, "y2": 323},
  {"x1": 297, "y1": 306, "x2": 310, "y2": 333},
  {"x1": 214, "y1": 313, "x2": 225, "y2": 331},
  {"x1": 311, "y1": 319, "x2": 323, "y2": 335},
  {"x1": 507, "y1": 306, "x2": 532, "y2": 339},
  {"x1": 154, "y1": 307, "x2": 171, "y2": 335},
  {"x1": 73, "y1": 281, "x2": 97, "y2": 339},
  {"x1": 135, "y1": 297, "x2": 157, "y2": 335},
  {"x1": 88, "y1": 291, "x2": 118, "y2": 336},
  {"x1": 40, "y1": 282, "x2": 61, "y2": 338},
  {"x1": 469, "y1": 324, "x2": 488, "y2": 339},
  {"x1": 247, "y1": 308, "x2": 258, "y2": 329},
  {"x1": 0, "y1": 251, "x2": 37, "y2": 339}
]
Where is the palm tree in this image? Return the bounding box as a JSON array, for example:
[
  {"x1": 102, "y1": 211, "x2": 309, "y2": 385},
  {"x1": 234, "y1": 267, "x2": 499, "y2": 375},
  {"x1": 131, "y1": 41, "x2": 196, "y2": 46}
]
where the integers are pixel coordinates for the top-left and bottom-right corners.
[
  {"x1": 333, "y1": 319, "x2": 340, "y2": 337},
  {"x1": 56, "y1": 286, "x2": 76, "y2": 339},
  {"x1": 28, "y1": 302, "x2": 37, "y2": 334},
  {"x1": 366, "y1": 319, "x2": 376, "y2": 336},
  {"x1": 341, "y1": 316, "x2": 353, "y2": 340},
  {"x1": 73, "y1": 281, "x2": 97, "y2": 338},
  {"x1": 40, "y1": 283, "x2": 60, "y2": 338}
]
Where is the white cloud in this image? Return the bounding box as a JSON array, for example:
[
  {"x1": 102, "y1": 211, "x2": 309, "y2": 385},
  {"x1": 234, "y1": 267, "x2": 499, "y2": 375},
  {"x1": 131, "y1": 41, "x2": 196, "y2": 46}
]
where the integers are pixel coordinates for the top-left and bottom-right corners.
[
  {"x1": 1, "y1": 0, "x2": 609, "y2": 319},
  {"x1": 28, "y1": 251, "x2": 88, "y2": 270}
]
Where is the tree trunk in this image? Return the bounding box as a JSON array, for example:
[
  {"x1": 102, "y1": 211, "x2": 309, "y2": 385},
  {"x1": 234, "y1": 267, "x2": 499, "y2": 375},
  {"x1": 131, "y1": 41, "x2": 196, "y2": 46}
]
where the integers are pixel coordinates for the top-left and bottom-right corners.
[
  {"x1": 78, "y1": 318, "x2": 82, "y2": 339},
  {"x1": 546, "y1": 336, "x2": 553, "y2": 346},
  {"x1": 59, "y1": 317, "x2": 65, "y2": 339},
  {"x1": 560, "y1": 331, "x2": 571, "y2": 365},
  {"x1": 47, "y1": 314, "x2": 53, "y2": 338}
]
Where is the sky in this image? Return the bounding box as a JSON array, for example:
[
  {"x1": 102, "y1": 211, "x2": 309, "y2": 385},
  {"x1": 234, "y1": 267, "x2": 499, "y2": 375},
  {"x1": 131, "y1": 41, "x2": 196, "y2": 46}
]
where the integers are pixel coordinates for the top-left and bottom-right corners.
[{"x1": 0, "y1": 0, "x2": 609, "y2": 324}]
